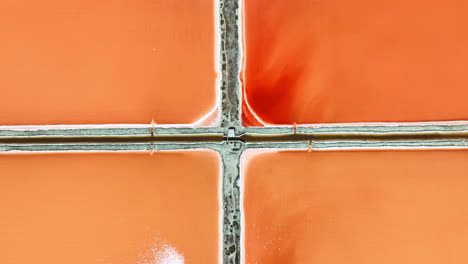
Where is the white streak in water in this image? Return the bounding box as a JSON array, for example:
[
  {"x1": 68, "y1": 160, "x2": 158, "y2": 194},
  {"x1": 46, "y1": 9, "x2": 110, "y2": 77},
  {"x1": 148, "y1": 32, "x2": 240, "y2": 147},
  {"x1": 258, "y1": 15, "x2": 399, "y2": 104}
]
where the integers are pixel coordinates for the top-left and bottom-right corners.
[{"x1": 138, "y1": 239, "x2": 184, "y2": 264}]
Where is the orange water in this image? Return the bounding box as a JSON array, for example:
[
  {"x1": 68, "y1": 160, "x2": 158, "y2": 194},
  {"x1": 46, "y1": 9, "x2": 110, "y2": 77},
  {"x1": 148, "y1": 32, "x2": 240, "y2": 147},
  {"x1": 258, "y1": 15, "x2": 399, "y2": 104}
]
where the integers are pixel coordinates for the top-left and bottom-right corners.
[
  {"x1": 242, "y1": 0, "x2": 468, "y2": 125},
  {"x1": 0, "y1": 151, "x2": 220, "y2": 264},
  {"x1": 0, "y1": 0, "x2": 217, "y2": 125},
  {"x1": 243, "y1": 149, "x2": 468, "y2": 263}
]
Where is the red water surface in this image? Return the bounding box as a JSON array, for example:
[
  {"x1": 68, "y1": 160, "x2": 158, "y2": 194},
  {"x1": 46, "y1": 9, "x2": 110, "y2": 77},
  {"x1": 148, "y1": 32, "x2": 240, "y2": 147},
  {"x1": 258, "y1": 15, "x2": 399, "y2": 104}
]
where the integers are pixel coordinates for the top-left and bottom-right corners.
[
  {"x1": 0, "y1": 151, "x2": 220, "y2": 264},
  {"x1": 243, "y1": 149, "x2": 468, "y2": 263},
  {"x1": 242, "y1": 0, "x2": 468, "y2": 126},
  {"x1": 0, "y1": 0, "x2": 217, "y2": 125}
]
